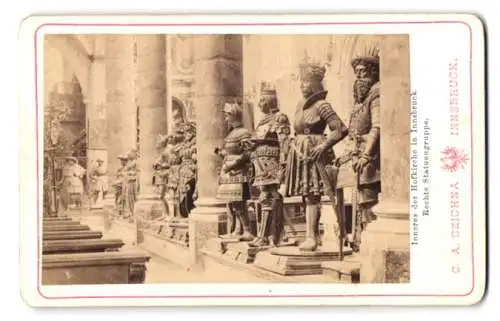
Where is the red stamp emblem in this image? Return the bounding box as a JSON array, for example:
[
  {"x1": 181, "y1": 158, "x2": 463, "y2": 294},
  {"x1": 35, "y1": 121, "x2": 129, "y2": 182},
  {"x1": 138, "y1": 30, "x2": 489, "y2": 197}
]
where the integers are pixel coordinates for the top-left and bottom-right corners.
[{"x1": 440, "y1": 146, "x2": 469, "y2": 172}]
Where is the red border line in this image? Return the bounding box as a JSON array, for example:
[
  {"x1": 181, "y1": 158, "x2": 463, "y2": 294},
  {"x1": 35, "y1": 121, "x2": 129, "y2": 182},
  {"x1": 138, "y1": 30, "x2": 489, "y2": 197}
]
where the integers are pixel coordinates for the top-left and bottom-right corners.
[{"x1": 34, "y1": 20, "x2": 475, "y2": 300}]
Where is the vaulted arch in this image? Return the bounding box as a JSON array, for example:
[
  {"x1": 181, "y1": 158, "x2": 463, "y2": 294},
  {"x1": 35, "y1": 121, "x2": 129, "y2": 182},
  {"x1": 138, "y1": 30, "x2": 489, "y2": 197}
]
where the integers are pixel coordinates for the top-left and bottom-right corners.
[{"x1": 45, "y1": 35, "x2": 93, "y2": 99}]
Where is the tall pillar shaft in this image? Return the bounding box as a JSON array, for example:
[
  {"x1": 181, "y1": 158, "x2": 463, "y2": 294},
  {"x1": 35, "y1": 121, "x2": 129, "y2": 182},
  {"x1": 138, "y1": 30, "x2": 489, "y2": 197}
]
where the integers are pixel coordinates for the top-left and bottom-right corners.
[
  {"x1": 189, "y1": 35, "x2": 243, "y2": 268},
  {"x1": 105, "y1": 35, "x2": 137, "y2": 182},
  {"x1": 361, "y1": 35, "x2": 411, "y2": 283},
  {"x1": 133, "y1": 35, "x2": 168, "y2": 220},
  {"x1": 86, "y1": 36, "x2": 108, "y2": 209}
]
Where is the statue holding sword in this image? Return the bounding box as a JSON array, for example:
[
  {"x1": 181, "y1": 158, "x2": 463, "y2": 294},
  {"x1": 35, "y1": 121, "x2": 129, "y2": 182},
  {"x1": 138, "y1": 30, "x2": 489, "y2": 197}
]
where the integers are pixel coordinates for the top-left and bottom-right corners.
[
  {"x1": 282, "y1": 59, "x2": 348, "y2": 253},
  {"x1": 336, "y1": 45, "x2": 381, "y2": 252}
]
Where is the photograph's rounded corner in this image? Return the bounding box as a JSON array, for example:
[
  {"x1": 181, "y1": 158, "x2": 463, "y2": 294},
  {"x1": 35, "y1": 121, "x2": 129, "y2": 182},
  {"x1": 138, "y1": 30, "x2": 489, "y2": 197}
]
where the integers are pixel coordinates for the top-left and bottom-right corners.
[
  {"x1": 18, "y1": 15, "x2": 49, "y2": 40},
  {"x1": 454, "y1": 13, "x2": 486, "y2": 38},
  {"x1": 20, "y1": 284, "x2": 48, "y2": 309},
  {"x1": 459, "y1": 280, "x2": 488, "y2": 306}
]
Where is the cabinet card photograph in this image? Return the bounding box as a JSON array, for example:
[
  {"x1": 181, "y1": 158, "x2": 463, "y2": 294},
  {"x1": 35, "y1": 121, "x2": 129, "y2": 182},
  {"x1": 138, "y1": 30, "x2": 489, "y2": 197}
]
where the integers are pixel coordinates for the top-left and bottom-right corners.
[{"x1": 18, "y1": 13, "x2": 486, "y2": 307}]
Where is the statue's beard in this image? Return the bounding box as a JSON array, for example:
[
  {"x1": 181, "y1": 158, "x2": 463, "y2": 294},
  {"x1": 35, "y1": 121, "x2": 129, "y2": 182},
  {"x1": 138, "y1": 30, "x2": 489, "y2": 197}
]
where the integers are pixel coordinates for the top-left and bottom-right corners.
[{"x1": 353, "y1": 78, "x2": 375, "y2": 103}]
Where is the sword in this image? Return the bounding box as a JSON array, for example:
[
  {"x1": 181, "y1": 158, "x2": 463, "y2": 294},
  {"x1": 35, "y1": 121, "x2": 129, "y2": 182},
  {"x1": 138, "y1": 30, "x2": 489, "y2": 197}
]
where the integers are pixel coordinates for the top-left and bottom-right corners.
[
  {"x1": 349, "y1": 131, "x2": 363, "y2": 251},
  {"x1": 313, "y1": 162, "x2": 346, "y2": 261}
]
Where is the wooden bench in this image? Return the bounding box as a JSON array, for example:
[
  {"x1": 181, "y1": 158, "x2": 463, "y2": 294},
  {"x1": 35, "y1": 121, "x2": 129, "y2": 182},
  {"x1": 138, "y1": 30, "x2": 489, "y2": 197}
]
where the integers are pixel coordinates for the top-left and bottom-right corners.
[
  {"x1": 43, "y1": 224, "x2": 91, "y2": 232},
  {"x1": 43, "y1": 220, "x2": 81, "y2": 227},
  {"x1": 43, "y1": 239, "x2": 125, "y2": 254},
  {"x1": 43, "y1": 217, "x2": 72, "y2": 222},
  {"x1": 43, "y1": 230, "x2": 103, "y2": 241},
  {"x1": 42, "y1": 251, "x2": 151, "y2": 285}
]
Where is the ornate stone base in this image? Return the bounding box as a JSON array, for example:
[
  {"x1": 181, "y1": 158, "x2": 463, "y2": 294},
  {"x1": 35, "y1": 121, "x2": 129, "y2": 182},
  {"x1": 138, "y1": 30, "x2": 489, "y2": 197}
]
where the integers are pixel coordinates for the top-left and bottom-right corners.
[
  {"x1": 157, "y1": 218, "x2": 189, "y2": 247},
  {"x1": 129, "y1": 262, "x2": 148, "y2": 284},
  {"x1": 134, "y1": 194, "x2": 167, "y2": 221},
  {"x1": 225, "y1": 242, "x2": 268, "y2": 264},
  {"x1": 253, "y1": 246, "x2": 353, "y2": 276}
]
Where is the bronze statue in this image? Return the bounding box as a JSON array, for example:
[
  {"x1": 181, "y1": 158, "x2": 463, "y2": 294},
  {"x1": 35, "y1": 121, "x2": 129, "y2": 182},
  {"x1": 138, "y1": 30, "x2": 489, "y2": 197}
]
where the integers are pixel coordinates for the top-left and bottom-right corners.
[
  {"x1": 336, "y1": 46, "x2": 381, "y2": 252},
  {"x1": 282, "y1": 60, "x2": 348, "y2": 252},
  {"x1": 215, "y1": 101, "x2": 255, "y2": 242},
  {"x1": 165, "y1": 145, "x2": 182, "y2": 218},
  {"x1": 123, "y1": 149, "x2": 139, "y2": 219},
  {"x1": 153, "y1": 134, "x2": 170, "y2": 213},
  {"x1": 245, "y1": 82, "x2": 290, "y2": 247},
  {"x1": 178, "y1": 121, "x2": 197, "y2": 218},
  {"x1": 113, "y1": 154, "x2": 129, "y2": 216}
]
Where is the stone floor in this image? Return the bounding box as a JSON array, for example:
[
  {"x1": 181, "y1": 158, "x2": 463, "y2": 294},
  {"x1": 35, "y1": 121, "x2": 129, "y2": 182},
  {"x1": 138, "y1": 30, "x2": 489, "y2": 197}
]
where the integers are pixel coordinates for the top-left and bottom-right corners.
[{"x1": 68, "y1": 208, "x2": 348, "y2": 284}]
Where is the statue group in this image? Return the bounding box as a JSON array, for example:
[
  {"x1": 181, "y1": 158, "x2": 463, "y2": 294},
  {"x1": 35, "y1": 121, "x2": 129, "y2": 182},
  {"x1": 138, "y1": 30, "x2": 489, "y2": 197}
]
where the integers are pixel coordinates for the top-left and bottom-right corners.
[
  {"x1": 113, "y1": 47, "x2": 381, "y2": 260},
  {"x1": 215, "y1": 46, "x2": 381, "y2": 255},
  {"x1": 153, "y1": 121, "x2": 198, "y2": 219}
]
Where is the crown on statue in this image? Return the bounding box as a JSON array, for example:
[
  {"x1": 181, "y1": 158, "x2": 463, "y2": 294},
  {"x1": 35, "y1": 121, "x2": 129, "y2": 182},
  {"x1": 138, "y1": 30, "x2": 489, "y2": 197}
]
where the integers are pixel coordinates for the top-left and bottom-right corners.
[
  {"x1": 351, "y1": 44, "x2": 380, "y2": 68},
  {"x1": 298, "y1": 59, "x2": 327, "y2": 82},
  {"x1": 260, "y1": 81, "x2": 277, "y2": 95}
]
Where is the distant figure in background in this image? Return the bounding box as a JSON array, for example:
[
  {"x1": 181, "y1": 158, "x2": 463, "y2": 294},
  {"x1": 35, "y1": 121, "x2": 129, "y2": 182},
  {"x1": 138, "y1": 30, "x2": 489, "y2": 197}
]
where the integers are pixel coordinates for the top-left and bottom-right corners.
[
  {"x1": 89, "y1": 158, "x2": 108, "y2": 209},
  {"x1": 58, "y1": 156, "x2": 86, "y2": 214}
]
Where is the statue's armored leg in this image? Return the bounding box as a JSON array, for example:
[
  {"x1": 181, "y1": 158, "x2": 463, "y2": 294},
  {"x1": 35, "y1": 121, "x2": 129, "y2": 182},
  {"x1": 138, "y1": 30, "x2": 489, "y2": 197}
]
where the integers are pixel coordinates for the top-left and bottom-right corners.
[
  {"x1": 228, "y1": 202, "x2": 242, "y2": 237},
  {"x1": 314, "y1": 207, "x2": 322, "y2": 247},
  {"x1": 236, "y1": 201, "x2": 255, "y2": 242},
  {"x1": 299, "y1": 195, "x2": 320, "y2": 251},
  {"x1": 160, "y1": 185, "x2": 168, "y2": 215},
  {"x1": 351, "y1": 205, "x2": 363, "y2": 252},
  {"x1": 270, "y1": 189, "x2": 285, "y2": 247},
  {"x1": 249, "y1": 188, "x2": 271, "y2": 246}
]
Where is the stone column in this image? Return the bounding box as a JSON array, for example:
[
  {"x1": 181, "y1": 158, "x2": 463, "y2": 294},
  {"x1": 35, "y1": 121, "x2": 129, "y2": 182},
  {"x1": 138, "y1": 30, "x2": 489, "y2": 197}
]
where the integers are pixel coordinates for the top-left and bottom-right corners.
[
  {"x1": 361, "y1": 35, "x2": 411, "y2": 283},
  {"x1": 133, "y1": 35, "x2": 168, "y2": 222},
  {"x1": 189, "y1": 35, "x2": 243, "y2": 269},
  {"x1": 86, "y1": 35, "x2": 108, "y2": 210},
  {"x1": 104, "y1": 35, "x2": 137, "y2": 211}
]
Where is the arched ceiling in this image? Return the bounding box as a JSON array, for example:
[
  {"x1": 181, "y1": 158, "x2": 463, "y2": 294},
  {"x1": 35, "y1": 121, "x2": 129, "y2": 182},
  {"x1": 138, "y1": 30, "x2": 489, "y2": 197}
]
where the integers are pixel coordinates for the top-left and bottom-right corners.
[{"x1": 45, "y1": 35, "x2": 93, "y2": 98}]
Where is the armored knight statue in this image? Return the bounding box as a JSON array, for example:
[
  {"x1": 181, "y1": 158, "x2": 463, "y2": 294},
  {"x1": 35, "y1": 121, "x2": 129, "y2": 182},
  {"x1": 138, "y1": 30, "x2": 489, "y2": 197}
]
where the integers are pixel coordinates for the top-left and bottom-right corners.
[
  {"x1": 89, "y1": 158, "x2": 109, "y2": 209},
  {"x1": 113, "y1": 154, "x2": 129, "y2": 216},
  {"x1": 165, "y1": 145, "x2": 182, "y2": 218},
  {"x1": 245, "y1": 82, "x2": 290, "y2": 247},
  {"x1": 123, "y1": 149, "x2": 139, "y2": 219},
  {"x1": 336, "y1": 46, "x2": 381, "y2": 252},
  {"x1": 282, "y1": 60, "x2": 348, "y2": 252},
  {"x1": 215, "y1": 101, "x2": 255, "y2": 242},
  {"x1": 178, "y1": 121, "x2": 197, "y2": 218},
  {"x1": 153, "y1": 134, "x2": 170, "y2": 212}
]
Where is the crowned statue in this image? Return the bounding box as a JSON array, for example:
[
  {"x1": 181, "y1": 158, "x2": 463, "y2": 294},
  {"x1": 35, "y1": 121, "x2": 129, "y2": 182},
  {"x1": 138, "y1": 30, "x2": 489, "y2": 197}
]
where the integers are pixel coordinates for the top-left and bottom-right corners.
[
  {"x1": 281, "y1": 59, "x2": 348, "y2": 252},
  {"x1": 336, "y1": 45, "x2": 381, "y2": 252}
]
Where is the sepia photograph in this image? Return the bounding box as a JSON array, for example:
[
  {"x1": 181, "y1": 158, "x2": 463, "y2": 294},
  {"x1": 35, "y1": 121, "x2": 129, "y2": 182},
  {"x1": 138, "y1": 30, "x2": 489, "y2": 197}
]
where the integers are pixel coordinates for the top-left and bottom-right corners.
[{"x1": 41, "y1": 33, "x2": 411, "y2": 285}]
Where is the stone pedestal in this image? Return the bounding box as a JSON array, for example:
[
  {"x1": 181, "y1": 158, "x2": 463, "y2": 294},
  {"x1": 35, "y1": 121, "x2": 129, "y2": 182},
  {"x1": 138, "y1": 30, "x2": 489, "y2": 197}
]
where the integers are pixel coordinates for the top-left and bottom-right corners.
[
  {"x1": 157, "y1": 217, "x2": 190, "y2": 247},
  {"x1": 133, "y1": 35, "x2": 168, "y2": 230},
  {"x1": 359, "y1": 35, "x2": 411, "y2": 283},
  {"x1": 253, "y1": 246, "x2": 353, "y2": 276},
  {"x1": 188, "y1": 35, "x2": 244, "y2": 270}
]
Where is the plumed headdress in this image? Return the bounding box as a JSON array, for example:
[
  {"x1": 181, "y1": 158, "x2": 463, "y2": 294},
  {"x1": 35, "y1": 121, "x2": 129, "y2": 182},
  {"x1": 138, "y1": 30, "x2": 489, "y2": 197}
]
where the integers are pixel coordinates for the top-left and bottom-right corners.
[{"x1": 351, "y1": 44, "x2": 380, "y2": 69}]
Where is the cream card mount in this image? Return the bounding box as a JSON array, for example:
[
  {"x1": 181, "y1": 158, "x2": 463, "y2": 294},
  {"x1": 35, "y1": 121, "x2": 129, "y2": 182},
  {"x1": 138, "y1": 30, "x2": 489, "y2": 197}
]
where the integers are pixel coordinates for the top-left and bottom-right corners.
[{"x1": 19, "y1": 13, "x2": 486, "y2": 307}]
